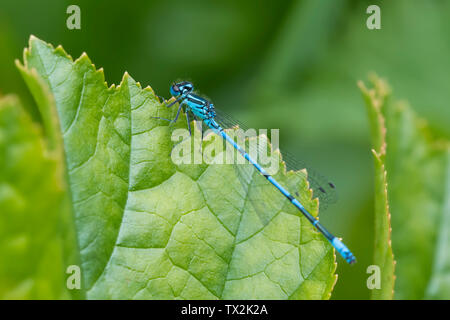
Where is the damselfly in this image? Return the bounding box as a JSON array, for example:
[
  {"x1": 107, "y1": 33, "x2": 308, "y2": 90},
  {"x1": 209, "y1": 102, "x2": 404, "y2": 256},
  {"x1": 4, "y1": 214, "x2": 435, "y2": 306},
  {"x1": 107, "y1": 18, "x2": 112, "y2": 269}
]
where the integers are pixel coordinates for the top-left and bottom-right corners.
[{"x1": 155, "y1": 81, "x2": 356, "y2": 264}]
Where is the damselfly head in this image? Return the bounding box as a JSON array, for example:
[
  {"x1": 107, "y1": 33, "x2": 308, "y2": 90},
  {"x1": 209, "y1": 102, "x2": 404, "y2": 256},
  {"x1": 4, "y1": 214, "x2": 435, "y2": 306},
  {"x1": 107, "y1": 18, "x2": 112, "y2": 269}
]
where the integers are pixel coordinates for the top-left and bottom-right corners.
[{"x1": 170, "y1": 81, "x2": 194, "y2": 96}]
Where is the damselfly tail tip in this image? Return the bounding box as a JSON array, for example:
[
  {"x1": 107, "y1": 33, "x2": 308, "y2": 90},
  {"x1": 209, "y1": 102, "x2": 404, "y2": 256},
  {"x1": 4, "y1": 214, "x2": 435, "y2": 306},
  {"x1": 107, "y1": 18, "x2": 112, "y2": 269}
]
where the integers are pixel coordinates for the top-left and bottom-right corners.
[
  {"x1": 347, "y1": 253, "x2": 357, "y2": 265},
  {"x1": 331, "y1": 237, "x2": 357, "y2": 265},
  {"x1": 341, "y1": 249, "x2": 356, "y2": 265}
]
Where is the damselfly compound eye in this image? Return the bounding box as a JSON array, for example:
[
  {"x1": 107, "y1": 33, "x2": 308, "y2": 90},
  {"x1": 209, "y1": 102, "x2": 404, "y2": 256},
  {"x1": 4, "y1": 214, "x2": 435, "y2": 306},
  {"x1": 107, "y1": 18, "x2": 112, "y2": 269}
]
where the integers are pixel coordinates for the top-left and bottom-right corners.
[{"x1": 170, "y1": 84, "x2": 181, "y2": 96}]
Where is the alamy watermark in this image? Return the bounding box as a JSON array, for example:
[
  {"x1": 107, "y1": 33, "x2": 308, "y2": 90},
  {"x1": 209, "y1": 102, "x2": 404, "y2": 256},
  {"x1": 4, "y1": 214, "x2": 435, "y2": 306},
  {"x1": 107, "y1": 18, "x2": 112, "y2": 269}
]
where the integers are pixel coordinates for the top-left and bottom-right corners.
[
  {"x1": 366, "y1": 265, "x2": 381, "y2": 289},
  {"x1": 66, "y1": 5, "x2": 81, "y2": 30},
  {"x1": 366, "y1": 5, "x2": 381, "y2": 30},
  {"x1": 170, "y1": 123, "x2": 281, "y2": 175},
  {"x1": 66, "y1": 265, "x2": 81, "y2": 290}
]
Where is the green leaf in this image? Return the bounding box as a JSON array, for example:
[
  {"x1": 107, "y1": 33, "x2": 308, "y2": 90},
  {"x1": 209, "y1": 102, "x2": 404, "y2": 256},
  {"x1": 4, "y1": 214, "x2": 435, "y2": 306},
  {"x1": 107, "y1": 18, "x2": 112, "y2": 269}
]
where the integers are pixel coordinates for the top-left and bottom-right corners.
[
  {"x1": 0, "y1": 94, "x2": 80, "y2": 299},
  {"x1": 359, "y1": 77, "x2": 395, "y2": 300},
  {"x1": 361, "y1": 75, "x2": 450, "y2": 299},
  {"x1": 10, "y1": 36, "x2": 336, "y2": 299}
]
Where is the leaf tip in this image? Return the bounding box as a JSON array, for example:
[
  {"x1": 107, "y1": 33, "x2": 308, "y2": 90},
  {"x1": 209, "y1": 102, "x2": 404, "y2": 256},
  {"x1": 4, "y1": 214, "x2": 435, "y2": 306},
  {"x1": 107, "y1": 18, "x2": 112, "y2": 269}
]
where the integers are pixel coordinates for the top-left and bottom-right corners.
[
  {"x1": 357, "y1": 80, "x2": 366, "y2": 92},
  {"x1": 28, "y1": 34, "x2": 38, "y2": 43},
  {"x1": 121, "y1": 71, "x2": 131, "y2": 84},
  {"x1": 14, "y1": 59, "x2": 24, "y2": 70}
]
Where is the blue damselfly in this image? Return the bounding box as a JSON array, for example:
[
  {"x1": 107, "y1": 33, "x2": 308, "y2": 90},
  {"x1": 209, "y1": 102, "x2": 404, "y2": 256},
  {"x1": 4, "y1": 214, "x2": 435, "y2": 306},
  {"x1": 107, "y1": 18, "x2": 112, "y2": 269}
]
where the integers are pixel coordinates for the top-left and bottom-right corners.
[{"x1": 154, "y1": 81, "x2": 356, "y2": 264}]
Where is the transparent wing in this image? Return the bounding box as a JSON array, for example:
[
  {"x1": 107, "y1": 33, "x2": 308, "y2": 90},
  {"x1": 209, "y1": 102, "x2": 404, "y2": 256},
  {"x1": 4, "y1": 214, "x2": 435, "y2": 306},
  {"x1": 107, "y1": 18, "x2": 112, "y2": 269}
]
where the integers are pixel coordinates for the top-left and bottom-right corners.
[{"x1": 213, "y1": 108, "x2": 338, "y2": 210}]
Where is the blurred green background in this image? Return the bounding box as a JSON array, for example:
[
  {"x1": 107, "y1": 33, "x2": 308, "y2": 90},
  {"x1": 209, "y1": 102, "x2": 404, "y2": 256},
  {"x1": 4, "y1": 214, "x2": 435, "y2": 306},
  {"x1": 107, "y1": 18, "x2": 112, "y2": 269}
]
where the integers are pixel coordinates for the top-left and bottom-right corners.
[{"x1": 1, "y1": 0, "x2": 450, "y2": 299}]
